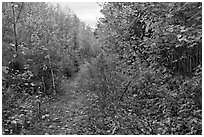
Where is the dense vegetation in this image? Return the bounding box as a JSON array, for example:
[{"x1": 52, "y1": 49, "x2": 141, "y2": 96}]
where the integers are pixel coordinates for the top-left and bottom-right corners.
[{"x1": 2, "y1": 2, "x2": 202, "y2": 135}]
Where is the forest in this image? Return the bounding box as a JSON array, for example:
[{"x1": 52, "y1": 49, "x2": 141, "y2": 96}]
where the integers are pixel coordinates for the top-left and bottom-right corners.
[{"x1": 2, "y1": 2, "x2": 202, "y2": 135}]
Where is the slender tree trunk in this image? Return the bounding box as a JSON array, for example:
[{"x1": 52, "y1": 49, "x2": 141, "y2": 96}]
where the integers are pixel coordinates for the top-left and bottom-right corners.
[
  {"x1": 47, "y1": 55, "x2": 56, "y2": 95},
  {"x1": 189, "y1": 52, "x2": 192, "y2": 73},
  {"x1": 42, "y1": 76, "x2": 46, "y2": 94},
  {"x1": 13, "y1": 23, "x2": 18, "y2": 52},
  {"x1": 12, "y1": 4, "x2": 18, "y2": 52},
  {"x1": 11, "y1": 3, "x2": 24, "y2": 53}
]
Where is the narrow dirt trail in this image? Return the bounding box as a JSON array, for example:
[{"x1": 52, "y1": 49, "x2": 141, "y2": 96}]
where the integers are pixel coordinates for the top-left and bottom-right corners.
[{"x1": 40, "y1": 74, "x2": 90, "y2": 135}]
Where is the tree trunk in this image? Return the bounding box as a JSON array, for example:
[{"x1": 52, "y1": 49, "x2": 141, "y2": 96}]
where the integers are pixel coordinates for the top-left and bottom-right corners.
[{"x1": 47, "y1": 55, "x2": 56, "y2": 95}]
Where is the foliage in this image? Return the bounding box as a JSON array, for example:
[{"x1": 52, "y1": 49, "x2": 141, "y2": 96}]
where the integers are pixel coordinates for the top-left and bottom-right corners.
[
  {"x1": 87, "y1": 2, "x2": 202, "y2": 135},
  {"x1": 2, "y1": 2, "x2": 99, "y2": 135},
  {"x1": 2, "y1": 2, "x2": 202, "y2": 135}
]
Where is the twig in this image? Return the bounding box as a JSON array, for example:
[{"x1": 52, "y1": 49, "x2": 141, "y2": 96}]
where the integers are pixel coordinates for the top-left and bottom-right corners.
[{"x1": 112, "y1": 126, "x2": 117, "y2": 135}]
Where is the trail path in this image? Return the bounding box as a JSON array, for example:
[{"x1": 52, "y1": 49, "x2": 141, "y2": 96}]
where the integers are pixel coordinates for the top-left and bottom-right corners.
[{"x1": 40, "y1": 74, "x2": 91, "y2": 135}]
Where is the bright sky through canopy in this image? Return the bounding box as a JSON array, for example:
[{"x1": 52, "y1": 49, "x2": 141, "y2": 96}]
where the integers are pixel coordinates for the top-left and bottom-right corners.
[{"x1": 59, "y1": 2, "x2": 103, "y2": 28}]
